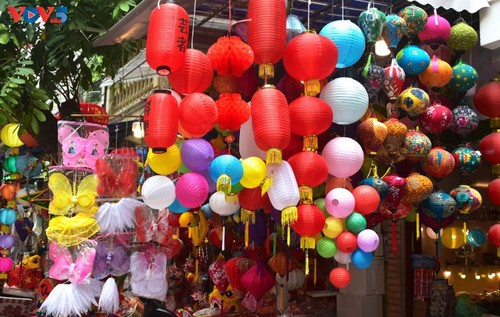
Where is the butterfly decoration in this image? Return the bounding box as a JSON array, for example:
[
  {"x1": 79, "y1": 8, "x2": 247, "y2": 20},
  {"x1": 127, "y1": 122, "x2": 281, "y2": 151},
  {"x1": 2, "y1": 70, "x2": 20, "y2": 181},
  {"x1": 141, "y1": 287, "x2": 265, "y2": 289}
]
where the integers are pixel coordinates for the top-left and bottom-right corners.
[
  {"x1": 48, "y1": 173, "x2": 98, "y2": 216},
  {"x1": 95, "y1": 154, "x2": 138, "y2": 198},
  {"x1": 93, "y1": 240, "x2": 131, "y2": 280},
  {"x1": 58, "y1": 123, "x2": 109, "y2": 171},
  {"x1": 48, "y1": 241, "x2": 96, "y2": 284},
  {"x1": 130, "y1": 250, "x2": 168, "y2": 301},
  {"x1": 135, "y1": 205, "x2": 170, "y2": 245}
]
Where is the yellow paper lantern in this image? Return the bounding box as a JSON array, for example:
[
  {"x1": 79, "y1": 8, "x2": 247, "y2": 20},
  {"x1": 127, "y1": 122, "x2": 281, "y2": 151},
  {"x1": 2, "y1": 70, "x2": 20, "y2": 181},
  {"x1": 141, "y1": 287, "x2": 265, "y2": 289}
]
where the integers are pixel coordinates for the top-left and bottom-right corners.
[
  {"x1": 147, "y1": 144, "x2": 181, "y2": 175},
  {"x1": 239, "y1": 156, "x2": 269, "y2": 190},
  {"x1": 441, "y1": 226, "x2": 465, "y2": 249},
  {"x1": 1, "y1": 123, "x2": 24, "y2": 148},
  {"x1": 323, "y1": 216, "x2": 343, "y2": 239},
  {"x1": 179, "y1": 211, "x2": 195, "y2": 228}
]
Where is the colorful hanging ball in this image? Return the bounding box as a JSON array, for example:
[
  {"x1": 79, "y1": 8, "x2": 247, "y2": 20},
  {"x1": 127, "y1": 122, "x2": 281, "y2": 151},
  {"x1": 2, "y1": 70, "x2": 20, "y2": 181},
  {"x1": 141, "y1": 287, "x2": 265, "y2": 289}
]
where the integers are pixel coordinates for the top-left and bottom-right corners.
[
  {"x1": 322, "y1": 137, "x2": 364, "y2": 178},
  {"x1": 449, "y1": 185, "x2": 476, "y2": 215},
  {"x1": 487, "y1": 178, "x2": 500, "y2": 205},
  {"x1": 209, "y1": 192, "x2": 240, "y2": 216},
  {"x1": 359, "y1": 177, "x2": 389, "y2": 201},
  {"x1": 357, "y1": 117, "x2": 388, "y2": 155},
  {"x1": 207, "y1": 36, "x2": 254, "y2": 77},
  {"x1": 335, "y1": 231, "x2": 358, "y2": 254},
  {"x1": 383, "y1": 58, "x2": 406, "y2": 101},
  {"x1": 334, "y1": 251, "x2": 352, "y2": 265},
  {"x1": 358, "y1": 7, "x2": 387, "y2": 43},
  {"x1": 449, "y1": 100, "x2": 479, "y2": 137},
  {"x1": 467, "y1": 228, "x2": 486, "y2": 247},
  {"x1": 357, "y1": 229, "x2": 380, "y2": 252},
  {"x1": 179, "y1": 93, "x2": 218, "y2": 136},
  {"x1": 403, "y1": 173, "x2": 433, "y2": 204},
  {"x1": 345, "y1": 212, "x2": 367, "y2": 235},
  {"x1": 418, "y1": 102, "x2": 453, "y2": 135},
  {"x1": 383, "y1": 14, "x2": 408, "y2": 49},
  {"x1": 399, "y1": 5, "x2": 428, "y2": 38},
  {"x1": 396, "y1": 45, "x2": 431, "y2": 76},
  {"x1": 450, "y1": 61, "x2": 478, "y2": 93},
  {"x1": 141, "y1": 175, "x2": 176, "y2": 210},
  {"x1": 384, "y1": 117, "x2": 408, "y2": 153},
  {"x1": 175, "y1": 172, "x2": 209, "y2": 209},
  {"x1": 418, "y1": 14, "x2": 451, "y2": 44},
  {"x1": 240, "y1": 156, "x2": 268, "y2": 189},
  {"x1": 329, "y1": 267, "x2": 351, "y2": 288},
  {"x1": 404, "y1": 129, "x2": 432, "y2": 162},
  {"x1": 422, "y1": 147, "x2": 456, "y2": 180},
  {"x1": 452, "y1": 146, "x2": 482, "y2": 179},
  {"x1": 419, "y1": 56, "x2": 453, "y2": 89},
  {"x1": 209, "y1": 154, "x2": 244, "y2": 194},
  {"x1": 352, "y1": 185, "x2": 381, "y2": 215},
  {"x1": 488, "y1": 224, "x2": 500, "y2": 248},
  {"x1": 447, "y1": 21, "x2": 478, "y2": 53},
  {"x1": 180, "y1": 138, "x2": 214, "y2": 173},
  {"x1": 1, "y1": 123, "x2": 24, "y2": 148},
  {"x1": 0, "y1": 208, "x2": 17, "y2": 225},
  {"x1": 291, "y1": 204, "x2": 326, "y2": 237},
  {"x1": 320, "y1": 20, "x2": 365, "y2": 68},
  {"x1": 352, "y1": 249, "x2": 374, "y2": 269},
  {"x1": 317, "y1": 237, "x2": 337, "y2": 258},
  {"x1": 381, "y1": 174, "x2": 407, "y2": 212},
  {"x1": 421, "y1": 191, "x2": 457, "y2": 220},
  {"x1": 325, "y1": 188, "x2": 355, "y2": 218},
  {"x1": 357, "y1": 63, "x2": 386, "y2": 101},
  {"x1": 467, "y1": 186, "x2": 483, "y2": 212},
  {"x1": 396, "y1": 87, "x2": 430, "y2": 120},
  {"x1": 441, "y1": 226, "x2": 465, "y2": 249},
  {"x1": 323, "y1": 216, "x2": 344, "y2": 239}
]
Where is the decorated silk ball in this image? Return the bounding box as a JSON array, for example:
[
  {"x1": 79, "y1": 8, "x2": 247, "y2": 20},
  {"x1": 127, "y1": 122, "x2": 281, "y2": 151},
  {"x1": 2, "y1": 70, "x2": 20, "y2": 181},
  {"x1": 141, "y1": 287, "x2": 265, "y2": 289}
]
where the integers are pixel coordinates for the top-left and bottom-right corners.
[
  {"x1": 396, "y1": 87, "x2": 430, "y2": 119},
  {"x1": 449, "y1": 101, "x2": 479, "y2": 137},
  {"x1": 396, "y1": 45, "x2": 430, "y2": 75},
  {"x1": 399, "y1": 5, "x2": 428, "y2": 38},
  {"x1": 404, "y1": 129, "x2": 432, "y2": 162},
  {"x1": 450, "y1": 61, "x2": 478, "y2": 93},
  {"x1": 418, "y1": 103, "x2": 453, "y2": 134},
  {"x1": 357, "y1": 117, "x2": 388, "y2": 155},
  {"x1": 447, "y1": 22, "x2": 478, "y2": 53},
  {"x1": 357, "y1": 64, "x2": 386, "y2": 101},
  {"x1": 383, "y1": 14, "x2": 408, "y2": 49},
  {"x1": 422, "y1": 147, "x2": 456, "y2": 180},
  {"x1": 418, "y1": 56, "x2": 452, "y2": 89},
  {"x1": 421, "y1": 191, "x2": 457, "y2": 220},
  {"x1": 418, "y1": 14, "x2": 451, "y2": 44},
  {"x1": 383, "y1": 118, "x2": 408, "y2": 154},
  {"x1": 359, "y1": 177, "x2": 389, "y2": 201},
  {"x1": 450, "y1": 185, "x2": 476, "y2": 215},
  {"x1": 403, "y1": 172, "x2": 433, "y2": 203},
  {"x1": 358, "y1": 7, "x2": 387, "y2": 43},
  {"x1": 452, "y1": 146, "x2": 481, "y2": 179}
]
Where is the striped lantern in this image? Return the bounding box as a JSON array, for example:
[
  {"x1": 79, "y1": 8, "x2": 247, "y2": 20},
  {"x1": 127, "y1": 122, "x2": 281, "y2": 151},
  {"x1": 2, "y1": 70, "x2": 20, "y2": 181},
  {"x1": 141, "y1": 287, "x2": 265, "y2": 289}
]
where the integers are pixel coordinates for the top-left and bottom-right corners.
[
  {"x1": 288, "y1": 151, "x2": 329, "y2": 204},
  {"x1": 180, "y1": 138, "x2": 214, "y2": 172},
  {"x1": 209, "y1": 191, "x2": 240, "y2": 216},
  {"x1": 240, "y1": 156, "x2": 270, "y2": 193},
  {"x1": 168, "y1": 49, "x2": 213, "y2": 94},
  {"x1": 322, "y1": 137, "x2": 364, "y2": 178},
  {"x1": 251, "y1": 86, "x2": 291, "y2": 165},
  {"x1": 178, "y1": 93, "x2": 218, "y2": 136},
  {"x1": 143, "y1": 90, "x2": 179, "y2": 153},
  {"x1": 146, "y1": 2, "x2": 189, "y2": 75},
  {"x1": 479, "y1": 131, "x2": 500, "y2": 175},
  {"x1": 175, "y1": 172, "x2": 209, "y2": 208},
  {"x1": 209, "y1": 154, "x2": 243, "y2": 194}
]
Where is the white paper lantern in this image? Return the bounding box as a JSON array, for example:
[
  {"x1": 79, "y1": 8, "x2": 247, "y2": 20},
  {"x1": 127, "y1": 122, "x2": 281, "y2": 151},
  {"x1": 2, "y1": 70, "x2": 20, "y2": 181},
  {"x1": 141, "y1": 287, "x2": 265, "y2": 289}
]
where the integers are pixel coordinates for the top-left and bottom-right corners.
[
  {"x1": 334, "y1": 251, "x2": 352, "y2": 264},
  {"x1": 320, "y1": 77, "x2": 369, "y2": 124},
  {"x1": 267, "y1": 161, "x2": 300, "y2": 211},
  {"x1": 275, "y1": 269, "x2": 305, "y2": 291},
  {"x1": 141, "y1": 175, "x2": 176, "y2": 209},
  {"x1": 209, "y1": 191, "x2": 240, "y2": 216},
  {"x1": 239, "y1": 114, "x2": 266, "y2": 160},
  {"x1": 322, "y1": 137, "x2": 364, "y2": 178}
]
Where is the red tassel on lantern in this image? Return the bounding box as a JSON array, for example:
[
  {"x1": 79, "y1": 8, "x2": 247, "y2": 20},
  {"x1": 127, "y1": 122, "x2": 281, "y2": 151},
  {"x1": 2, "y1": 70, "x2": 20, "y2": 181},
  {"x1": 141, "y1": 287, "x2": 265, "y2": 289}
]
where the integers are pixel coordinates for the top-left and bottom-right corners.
[
  {"x1": 144, "y1": 90, "x2": 179, "y2": 153},
  {"x1": 288, "y1": 151, "x2": 328, "y2": 203},
  {"x1": 146, "y1": 2, "x2": 189, "y2": 76},
  {"x1": 474, "y1": 79, "x2": 500, "y2": 128},
  {"x1": 179, "y1": 93, "x2": 218, "y2": 136},
  {"x1": 480, "y1": 130, "x2": 500, "y2": 175},
  {"x1": 207, "y1": 36, "x2": 254, "y2": 77},
  {"x1": 168, "y1": 49, "x2": 214, "y2": 94},
  {"x1": 216, "y1": 93, "x2": 250, "y2": 131},
  {"x1": 283, "y1": 32, "x2": 338, "y2": 96},
  {"x1": 247, "y1": 0, "x2": 286, "y2": 79},
  {"x1": 289, "y1": 96, "x2": 333, "y2": 151}
]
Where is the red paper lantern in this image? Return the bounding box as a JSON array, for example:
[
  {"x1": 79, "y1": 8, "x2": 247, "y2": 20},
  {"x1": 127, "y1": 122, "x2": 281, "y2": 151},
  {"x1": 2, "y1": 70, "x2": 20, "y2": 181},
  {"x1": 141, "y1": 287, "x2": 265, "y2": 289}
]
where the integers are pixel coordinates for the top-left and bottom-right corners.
[
  {"x1": 352, "y1": 185, "x2": 380, "y2": 215},
  {"x1": 179, "y1": 93, "x2": 218, "y2": 136},
  {"x1": 144, "y1": 90, "x2": 179, "y2": 153},
  {"x1": 291, "y1": 204, "x2": 325, "y2": 249},
  {"x1": 479, "y1": 131, "x2": 500, "y2": 175},
  {"x1": 288, "y1": 151, "x2": 328, "y2": 203},
  {"x1": 251, "y1": 86, "x2": 291, "y2": 164},
  {"x1": 289, "y1": 96, "x2": 333, "y2": 151},
  {"x1": 336, "y1": 232, "x2": 358, "y2": 253},
  {"x1": 247, "y1": 0, "x2": 286, "y2": 78},
  {"x1": 224, "y1": 257, "x2": 255, "y2": 294},
  {"x1": 215, "y1": 93, "x2": 250, "y2": 131},
  {"x1": 329, "y1": 267, "x2": 351, "y2": 288},
  {"x1": 488, "y1": 224, "x2": 500, "y2": 247},
  {"x1": 80, "y1": 102, "x2": 109, "y2": 125},
  {"x1": 146, "y1": 2, "x2": 189, "y2": 76},
  {"x1": 283, "y1": 32, "x2": 338, "y2": 96},
  {"x1": 207, "y1": 36, "x2": 254, "y2": 77},
  {"x1": 168, "y1": 49, "x2": 213, "y2": 94},
  {"x1": 487, "y1": 178, "x2": 500, "y2": 206},
  {"x1": 474, "y1": 79, "x2": 500, "y2": 127},
  {"x1": 240, "y1": 262, "x2": 275, "y2": 300},
  {"x1": 238, "y1": 187, "x2": 266, "y2": 211}
]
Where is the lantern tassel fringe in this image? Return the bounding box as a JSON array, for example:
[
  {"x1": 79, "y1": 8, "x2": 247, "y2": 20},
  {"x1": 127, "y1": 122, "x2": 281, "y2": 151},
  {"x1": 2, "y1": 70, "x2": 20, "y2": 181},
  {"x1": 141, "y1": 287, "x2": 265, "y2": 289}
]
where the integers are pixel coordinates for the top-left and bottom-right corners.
[
  {"x1": 258, "y1": 63, "x2": 275, "y2": 79},
  {"x1": 303, "y1": 135, "x2": 318, "y2": 152},
  {"x1": 416, "y1": 213, "x2": 420, "y2": 240},
  {"x1": 299, "y1": 186, "x2": 313, "y2": 204},
  {"x1": 300, "y1": 236, "x2": 316, "y2": 250},
  {"x1": 281, "y1": 206, "x2": 298, "y2": 227},
  {"x1": 304, "y1": 79, "x2": 321, "y2": 97},
  {"x1": 217, "y1": 174, "x2": 232, "y2": 195},
  {"x1": 266, "y1": 148, "x2": 282, "y2": 166},
  {"x1": 260, "y1": 177, "x2": 272, "y2": 196}
]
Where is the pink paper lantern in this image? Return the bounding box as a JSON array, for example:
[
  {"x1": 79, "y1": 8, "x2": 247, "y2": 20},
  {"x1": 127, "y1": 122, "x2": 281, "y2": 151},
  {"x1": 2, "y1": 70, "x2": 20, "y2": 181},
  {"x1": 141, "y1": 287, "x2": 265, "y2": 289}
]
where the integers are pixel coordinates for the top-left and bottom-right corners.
[
  {"x1": 357, "y1": 229, "x2": 380, "y2": 252},
  {"x1": 0, "y1": 257, "x2": 14, "y2": 272},
  {"x1": 322, "y1": 137, "x2": 364, "y2": 178},
  {"x1": 175, "y1": 172, "x2": 209, "y2": 208},
  {"x1": 325, "y1": 188, "x2": 355, "y2": 218},
  {"x1": 240, "y1": 262, "x2": 275, "y2": 300},
  {"x1": 418, "y1": 14, "x2": 451, "y2": 44}
]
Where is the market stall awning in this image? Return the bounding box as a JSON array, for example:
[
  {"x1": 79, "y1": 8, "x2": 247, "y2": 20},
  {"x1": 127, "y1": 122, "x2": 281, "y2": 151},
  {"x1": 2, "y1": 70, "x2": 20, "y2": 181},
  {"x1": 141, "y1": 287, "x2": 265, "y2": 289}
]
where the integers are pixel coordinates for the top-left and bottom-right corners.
[{"x1": 407, "y1": 0, "x2": 490, "y2": 13}]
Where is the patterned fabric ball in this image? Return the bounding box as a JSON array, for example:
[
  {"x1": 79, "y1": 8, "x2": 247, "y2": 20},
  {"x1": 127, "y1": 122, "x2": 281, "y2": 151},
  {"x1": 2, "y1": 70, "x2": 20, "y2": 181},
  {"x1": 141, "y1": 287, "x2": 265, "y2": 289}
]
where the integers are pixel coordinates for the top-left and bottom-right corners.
[
  {"x1": 449, "y1": 61, "x2": 478, "y2": 93},
  {"x1": 357, "y1": 64, "x2": 386, "y2": 101},
  {"x1": 404, "y1": 172, "x2": 433, "y2": 203},
  {"x1": 418, "y1": 103, "x2": 452, "y2": 134},
  {"x1": 422, "y1": 147, "x2": 456, "y2": 180},
  {"x1": 396, "y1": 87, "x2": 430, "y2": 119},
  {"x1": 449, "y1": 100, "x2": 479, "y2": 137},
  {"x1": 418, "y1": 56, "x2": 452, "y2": 88},
  {"x1": 451, "y1": 146, "x2": 481, "y2": 179},
  {"x1": 357, "y1": 117, "x2": 388, "y2": 155},
  {"x1": 449, "y1": 185, "x2": 482, "y2": 215},
  {"x1": 396, "y1": 45, "x2": 430, "y2": 75},
  {"x1": 404, "y1": 129, "x2": 432, "y2": 162},
  {"x1": 447, "y1": 22, "x2": 478, "y2": 53},
  {"x1": 421, "y1": 191, "x2": 457, "y2": 220},
  {"x1": 399, "y1": 5, "x2": 428, "y2": 38},
  {"x1": 383, "y1": 14, "x2": 408, "y2": 49},
  {"x1": 383, "y1": 118, "x2": 408, "y2": 153}
]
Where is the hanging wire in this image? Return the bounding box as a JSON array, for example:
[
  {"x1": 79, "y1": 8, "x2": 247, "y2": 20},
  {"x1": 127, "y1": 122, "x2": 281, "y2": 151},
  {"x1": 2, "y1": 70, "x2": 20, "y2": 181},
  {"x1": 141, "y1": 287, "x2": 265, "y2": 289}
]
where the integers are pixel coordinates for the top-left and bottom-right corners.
[
  {"x1": 307, "y1": 0, "x2": 311, "y2": 30},
  {"x1": 191, "y1": 0, "x2": 197, "y2": 49},
  {"x1": 341, "y1": 0, "x2": 344, "y2": 20},
  {"x1": 228, "y1": 0, "x2": 233, "y2": 33}
]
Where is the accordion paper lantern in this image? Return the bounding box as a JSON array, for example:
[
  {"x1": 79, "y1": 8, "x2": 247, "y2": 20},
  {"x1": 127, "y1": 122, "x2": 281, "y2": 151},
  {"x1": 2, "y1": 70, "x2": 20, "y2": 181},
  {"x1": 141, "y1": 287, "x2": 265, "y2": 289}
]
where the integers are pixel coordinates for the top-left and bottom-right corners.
[
  {"x1": 467, "y1": 228, "x2": 486, "y2": 247},
  {"x1": 175, "y1": 172, "x2": 209, "y2": 208},
  {"x1": 207, "y1": 36, "x2": 254, "y2": 77},
  {"x1": 141, "y1": 175, "x2": 176, "y2": 210},
  {"x1": 487, "y1": 224, "x2": 500, "y2": 248},
  {"x1": 317, "y1": 237, "x2": 337, "y2": 258},
  {"x1": 238, "y1": 116, "x2": 266, "y2": 160},
  {"x1": 447, "y1": 21, "x2": 478, "y2": 53},
  {"x1": 450, "y1": 60, "x2": 478, "y2": 94},
  {"x1": 144, "y1": 90, "x2": 178, "y2": 153},
  {"x1": 325, "y1": 188, "x2": 355, "y2": 218},
  {"x1": 146, "y1": 2, "x2": 189, "y2": 75},
  {"x1": 418, "y1": 103, "x2": 453, "y2": 135},
  {"x1": 352, "y1": 249, "x2": 374, "y2": 269},
  {"x1": 418, "y1": 14, "x2": 451, "y2": 44},
  {"x1": 449, "y1": 100, "x2": 479, "y2": 137},
  {"x1": 396, "y1": 45, "x2": 430, "y2": 76},
  {"x1": 488, "y1": 179, "x2": 500, "y2": 205},
  {"x1": 209, "y1": 154, "x2": 243, "y2": 194},
  {"x1": 267, "y1": 161, "x2": 300, "y2": 228},
  {"x1": 322, "y1": 137, "x2": 364, "y2": 178},
  {"x1": 383, "y1": 14, "x2": 408, "y2": 49},
  {"x1": 323, "y1": 216, "x2": 344, "y2": 239},
  {"x1": 422, "y1": 147, "x2": 456, "y2": 180},
  {"x1": 357, "y1": 229, "x2": 380, "y2": 252},
  {"x1": 275, "y1": 269, "x2": 305, "y2": 291},
  {"x1": 479, "y1": 131, "x2": 500, "y2": 175},
  {"x1": 216, "y1": 93, "x2": 250, "y2": 131},
  {"x1": 396, "y1": 87, "x2": 430, "y2": 120},
  {"x1": 168, "y1": 49, "x2": 213, "y2": 94},
  {"x1": 358, "y1": 7, "x2": 386, "y2": 43},
  {"x1": 209, "y1": 191, "x2": 240, "y2": 216},
  {"x1": 419, "y1": 56, "x2": 452, "y2": 89},
  {"x1": 178, "y1": 93, "x2": 218, "y2": 136},
  {"x1": 352, "y1": 185, "x2": 380, "y2": 215},
  {"x1": 334, "y1": 251, "x2": 352, "y2": 264},
  {"x1": 180, "y1": 138, "x2": 214, "y2": 173},
  {"x1": 336, "y1": 232, "x2": 358, "y2": 254},
  {"x1": 238, "y1": 187, "x2": 267, "y2": 212},
  {"x1": 319, "y1": 20, "x2": 365, "y2": 68},
  {"x1": 346, "y1": 212, "x2": 367, "y2": 235},
  {"x1": 404, "y1": 129, "x2": 432, "y2": 162},
  {"x1": 329, "y1": 267, "x2": 351, "y2": 288},
  {"x1": 1, "y1": 123, "x2": 24, "y2": 148},
  {"x1": 399, "y1": 5, "x2": 428, "y2": 38},
  {"x1": 239, "y1": 156, "x2": 268, "y2": 190},
  {"x1": 147, "y1": 145, "x2": 181, "y2": 176},
  {"x1": 288, "y1": 151, "x2": 329, "y2": 201},
  {"x1": 291, "y1": 204, "x2": 325, "y2": 243},
  {"x1": 474, "y1": 80, "x2": 500, "y2": 125}
]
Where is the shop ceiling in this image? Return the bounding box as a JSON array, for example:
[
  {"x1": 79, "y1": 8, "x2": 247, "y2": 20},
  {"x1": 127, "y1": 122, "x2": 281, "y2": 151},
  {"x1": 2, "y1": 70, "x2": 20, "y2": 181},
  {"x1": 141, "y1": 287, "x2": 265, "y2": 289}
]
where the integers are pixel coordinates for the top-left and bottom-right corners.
[{"x1": 93, "y1": 0, "x2": 478, "y2": 50}]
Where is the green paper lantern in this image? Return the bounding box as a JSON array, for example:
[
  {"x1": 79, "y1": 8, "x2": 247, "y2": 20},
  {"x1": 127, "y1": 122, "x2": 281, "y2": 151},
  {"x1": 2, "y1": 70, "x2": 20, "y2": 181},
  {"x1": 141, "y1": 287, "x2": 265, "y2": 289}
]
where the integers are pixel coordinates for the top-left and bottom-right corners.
[
  {"x1": 317, "y1": 237, "x2": 337, "y2": 258},
  {"x1": 230, "y1": 181, "x2": 244, "y2": 194},
  {"x1": 2, "y1": 156, "x2": 18, "y2": 174},
  {"x1": 346, "y1": 212, "x2": 367, "y2": 234},
  {"x1": 448, "y1": 22, "x2": 478, "y2": 53},
  {"x1": 315, "y1": 198, "x2": 329, "y2": 218}
]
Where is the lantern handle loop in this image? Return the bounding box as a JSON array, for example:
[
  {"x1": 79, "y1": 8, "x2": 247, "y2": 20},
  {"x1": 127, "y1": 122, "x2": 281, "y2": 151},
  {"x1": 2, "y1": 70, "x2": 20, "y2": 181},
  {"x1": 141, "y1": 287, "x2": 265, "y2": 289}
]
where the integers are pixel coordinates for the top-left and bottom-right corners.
[
  {"x1": 363, "y1": 53, "x2": 373, "y2": 77},
  {"x1": 366, "y1": 0, "x2": 373, "y2": 10},
  {"x1": 433, "y1": 8, "x2": 438, "y2": 25}
]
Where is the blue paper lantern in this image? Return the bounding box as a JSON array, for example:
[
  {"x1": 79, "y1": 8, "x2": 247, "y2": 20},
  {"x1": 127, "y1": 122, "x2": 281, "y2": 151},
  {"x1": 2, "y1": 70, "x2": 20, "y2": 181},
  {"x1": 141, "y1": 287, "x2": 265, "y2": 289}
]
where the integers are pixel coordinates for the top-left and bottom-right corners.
[
  {"x1": 0, "y1": 208, "x2": 17, "y2": 225},
  {"x1": 396, "y1": 45, "x2": 430, "y2": 75},
  {"x1": 466, "y1": 228, "x2": 486, "y2": 247},
  {"x1": 209, "y1": 154, "x2": 243, "y2": 194},
  {"x1": 201, "y1": 203, "x2": 213, "y2": 219},
  {"x1": 169, "y1": 197, "x2": 189, "y2": 214},
  {"x1": 319, "y1": 20, "x2": 366, "y2": 68},
  {"x1": 421, "y1": 191, "x2": 457, "y2": 220},
  {"x1": 352, "y1": 249, "x2": 374, "y2": 269}
]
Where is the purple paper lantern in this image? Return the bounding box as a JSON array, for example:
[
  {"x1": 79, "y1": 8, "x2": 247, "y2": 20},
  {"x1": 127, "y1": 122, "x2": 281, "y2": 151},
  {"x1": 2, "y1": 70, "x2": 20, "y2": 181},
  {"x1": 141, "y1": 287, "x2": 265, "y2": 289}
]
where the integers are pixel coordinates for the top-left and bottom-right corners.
[
  {"x1": 180, "y1": 138, "x2": 214, "y2": 172},
  {"x1": 357, "y1": 229, "x2": 380, "y2": 252}
]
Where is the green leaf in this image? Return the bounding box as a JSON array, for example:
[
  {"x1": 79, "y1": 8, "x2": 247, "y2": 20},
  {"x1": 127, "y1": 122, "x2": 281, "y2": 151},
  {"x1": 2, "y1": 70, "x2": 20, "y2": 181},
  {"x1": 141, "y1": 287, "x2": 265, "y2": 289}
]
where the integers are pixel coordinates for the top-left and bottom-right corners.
[
  {"x1": 15, "y1": 67, "x2": 35, "y2": 75},
  {"x1": 10, "y1": 77, "x2": 25, "y2": 84},
  {"x1": 19, "y1": 60, "x2": 33, "y2": 66},
  {"x1": 33, "y1": 100, "x2": 50, "y2": 110},
  {"x1": 120, "y1": 2, "x2": 130, "y2": 11},
  {"x1": 31, "y1": 116, "x2": 39, "y2": 135},
  {"x1": 112, "y1": 5, "x2": 121, "y2": 19},
  {"x1": 0, "y1": 33, "x2": 10, "y2": 45},
  {"x1": 32, "y1": 108, "x2": 46, "y2": 122}
]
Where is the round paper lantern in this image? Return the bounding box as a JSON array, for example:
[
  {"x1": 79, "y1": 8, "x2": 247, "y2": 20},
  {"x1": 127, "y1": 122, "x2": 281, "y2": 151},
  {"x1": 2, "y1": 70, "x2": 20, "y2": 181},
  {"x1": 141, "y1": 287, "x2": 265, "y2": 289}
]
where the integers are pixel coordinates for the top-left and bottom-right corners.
[
  {"x1": 418, "y1": 14, "x2": 451, "y2": 44},
  {"x1": 240, "y1": 156, "x2": 268, "y2": 190},
  {"x1": 283, "y1": 32, "x2": 338, "y2": 96},
  {"x1": 209, "y1": 192, "x2": 240, "y2": 216},
  {"x1": 0, "y1": 208, "x2": 16, "y2": 225},
  {"x1": 209, "y1": 154, "x2": 243, "y2": 194},
  {"x1": 383, "y1": 58, "x2": 406, "y2": 101},
  {"x1": 404, "y1": 129, "x2": 432, "y2": 162},
  {"x1": 216, "y1": 93, "x2": 250, "y2": 131},
  {"x1": 384, "y1": 118, "x2": 408, "y2": 154},
  {"x1": 449, "y1": 100, "x2": 479, "y2": 137},
  {"x1": 336, "y1": 232, "x2": 358, "y2": 253},
  {"x1": 329, "y1": 267, "x2": 351, "y2": 288},
  {"x1": 382, "y1": 174, "x2": 407, "y2": 211},
  {"x1": 322, "y1": 137, "x2": 364, "y2": 178},
  {"x1": 323, "y1": 216, "x2": 344, "y2": 239},
  {"x1": 450, "y1": 61, "x2": 478, "y2": 93},
  {"x1": 325, "y1": 177, "x2": 354, "y2": 194},
  {"x1": 247, "y1": 0, "x2": 286, "y2": 78},
  {"x1": 487, "y1": 178, "x2": 500, "y2": 205},
  {"x1": 474, "y1": 80, "x2": 500, "y2": 126},
  {"x1": 383, "y1": 14, "x2": 408, "y2": 49},
  {"x1": 168, "y1": 49, "x2": 213, "y2": 94},
  {"x1": 317, "y1": 237, "x2": 337, "y2": 258},
  {"x1": 251, "y1": 86, "x2": 291, "y2": 165},
  {"x1": 396, "y1": 87, "x2": 430, "y2": 120},
  {"x1": 404, "y1": 173, "x2": 433, "y2": 203},
  {"x1": 422, "y1": 147, "x2": 456, "y2": 180},
  {"x1": 291, "y1": 204, "x2": 325, "y2": 247},
  {"x1": 320, "y1": 77, "x2": 369, "y2": 125},
  {"x1": 146, "y1": 2, "x2": 189, "y2": 75},
  {"x1": 0, "y1": 234, "x2": 14, "y2": 249},
  {"x1": 239, "y1": 187, "x2": 267, "y2": 212},
  {"x1": 447, "y1": 21, "x2": 478, "y2": 53},
  {"x1": 346, "y1": 212, "x2": 367, "y2": 235},
  {"x1": 399, "y1": 5, "x2": 428, "y2": 38},
  {"x1": 325, "y1": 188, "x2": 355, "y2": 218},
  {"x1": 467, "y1": 228, "x2": 486, "y2": 247},
  {"x1": 178, "y1": 211, "x2": 194, "y2": 228},
  {"x1": 275, "y1": 269, "x2": 305, "y2": 291},
  {"x1": 169, "y1": 197, "x2": 189, "y2": 214},
  {"x1": 334, "y1": 251, "x2": 352, "y2": 264},
  {"x1": 358, "y1": 62, "x2": 386, "y2": 101},
  {"x1": 488, "y1": 224, "x2": 500, "y2": 248},
  {"x1": 357, "y1": 229, "x2": 380, "y2": 252},
  {"x1": 480, "y1": 131, "x2": 500, "y2": 175},
  {"x1": 419, "y1": 56, "x2": 452, "y2": 89},
  {"x1": 141, "y1": 175, "x2": 176, "y2": 209},
  {"x1": 144, "y1": 90, "x2": 178, "y2": 153},
  {"x1": 179, "y1": 93, "x2": 217, "y2": 136},
  {"x1": 239, "y1": 117, "x2": 266, "y2": 160},
  {"x1": 452, "y1": 146, "x2": 481, "y2": 179},
  {"x1": 0, "y1": 184, "x2": 15, "y2": 201},
  {"x1": 175, "y1": 173, "x2": 209, "y2": 208},
  {"x1": 396, "y1": 45, "x2": 430, "y2": 76},
  {"x1": 352, "y1": 185, "x2": 380, "y2": 215},
  {"x1": 207, "y1": 36, "x2": 254, "y2": 77},
  {"x1": 147, "y1": 144, "x2": 181, "y2": 175},
  {"x1": 441, "y1": 226, "x2": 465, "y2": 249},
  {"x1": 352, "y1": 249, "x2": 374, "y2": 269},
  {"x1": 421, "y1": 191, "x2": 457, "y2": 220},
  {"x1": 419, "y1": 102, "x2": 453, "y2": 134},
  {"x1": 320, "y1": 20, "x2": 365, "y2": 68},
  {"x1": 180, "y1": 138, "x2": 214, "y2": 173},
  {"x1": 80, "y1": 102, "x2": 109, "y2": 125},
  {"x1": 288, "y1": 151, "x2": 329, "y2": 201},
  {"x1": 358, "y1": 7, "x2": 386, "y2": 43},
  {"x1": 1, "y1": 123, "x2": 24, "y2": 148},
  {"x1": 0, "y1": 257, "x2": 14, "y2": 273},
  {"x1": 357, "y1": 118, "x2": 388, "y2": 155}
]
